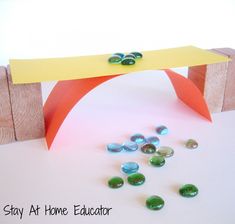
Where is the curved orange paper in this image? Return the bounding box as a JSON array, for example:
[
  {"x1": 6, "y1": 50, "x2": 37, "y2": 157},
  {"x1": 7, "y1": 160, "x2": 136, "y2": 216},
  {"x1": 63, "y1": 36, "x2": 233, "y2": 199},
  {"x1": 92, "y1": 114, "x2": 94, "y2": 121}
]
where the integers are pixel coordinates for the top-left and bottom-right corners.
[{"x1": 44, "y1": 70, "x2": 211, "y2": 149}]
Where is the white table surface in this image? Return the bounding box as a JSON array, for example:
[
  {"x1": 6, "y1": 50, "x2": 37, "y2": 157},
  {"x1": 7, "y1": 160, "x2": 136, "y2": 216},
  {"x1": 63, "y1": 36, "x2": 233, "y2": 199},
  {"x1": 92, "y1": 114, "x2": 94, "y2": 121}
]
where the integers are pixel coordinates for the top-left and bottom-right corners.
[{"x1": 0, "y1": 69, "x2": 235, "y2": 224}]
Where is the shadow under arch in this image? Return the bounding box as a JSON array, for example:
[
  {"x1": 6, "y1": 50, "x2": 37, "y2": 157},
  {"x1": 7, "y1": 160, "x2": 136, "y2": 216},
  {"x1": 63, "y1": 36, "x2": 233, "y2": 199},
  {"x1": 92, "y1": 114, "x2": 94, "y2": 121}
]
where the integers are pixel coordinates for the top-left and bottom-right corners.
[{"x1": 44, "y1": 69, "x2": 211, "y2": 150}]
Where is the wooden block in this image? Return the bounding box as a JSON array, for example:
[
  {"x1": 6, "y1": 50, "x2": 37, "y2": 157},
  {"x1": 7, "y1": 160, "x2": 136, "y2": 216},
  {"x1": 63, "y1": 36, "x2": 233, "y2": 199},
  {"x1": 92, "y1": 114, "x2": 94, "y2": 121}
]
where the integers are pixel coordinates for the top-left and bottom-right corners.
[
  {"x1": 7, "y1": 66, "x2": 45, "y2": 141},
  {"x1": 188, "y1": 49, "x2": 228, "y2": 113},
  {"x1": 211, "y1": 48, "x2": 235, "y2": 111},
  {"x1": 0, "y1": 66, "x2": 15, "y2": 144}
]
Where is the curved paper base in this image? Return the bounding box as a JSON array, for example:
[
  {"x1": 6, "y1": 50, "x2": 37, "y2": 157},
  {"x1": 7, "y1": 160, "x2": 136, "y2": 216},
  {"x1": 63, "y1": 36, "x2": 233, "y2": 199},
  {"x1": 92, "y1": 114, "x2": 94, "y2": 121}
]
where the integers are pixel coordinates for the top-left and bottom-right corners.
[{"x1": 44, "y1": 70, "x2": 211, "y2": 149}]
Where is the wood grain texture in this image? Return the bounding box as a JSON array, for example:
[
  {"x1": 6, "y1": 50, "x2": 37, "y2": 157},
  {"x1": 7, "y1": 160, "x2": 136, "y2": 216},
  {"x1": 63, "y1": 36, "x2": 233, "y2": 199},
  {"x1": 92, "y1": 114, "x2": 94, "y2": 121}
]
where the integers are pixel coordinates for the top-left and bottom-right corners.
[
  {"x1": 212, "y1": 48, "x2": 235, "y2": 111},
  {"x1": 188, "y1": 49, "x2": 228, "y2": 113},
  {"x1": 0, "y1": 66, "x2": 15, "y2": 144},
  {"x1": 7, "y1": 66, "x2": 45, "y2": 141}
]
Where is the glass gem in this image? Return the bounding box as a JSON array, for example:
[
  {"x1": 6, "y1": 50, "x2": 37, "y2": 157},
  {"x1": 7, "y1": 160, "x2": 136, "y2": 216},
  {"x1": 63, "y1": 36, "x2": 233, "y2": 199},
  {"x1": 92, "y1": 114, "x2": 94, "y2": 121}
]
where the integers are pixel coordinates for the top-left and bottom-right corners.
[
  {"x1": 121, "y1": 162, "x2": 139, "y2": 174},
  {"x1": 141, "y1": 143, "x2": 156, "y2": 154},
  {"x1": 156, "y1": 125, "x2": 168, "y2": 135},
  {"x1": 121, "y1": 57, "x2": 136, "y2": 65},
  {"x1": 122, "y1": 141, "x2": 138, "y2": 152},
  {"x1": 108, "y1": 55, "x2": 122, "y2": 64},
  {"x1": 146, "y1": 195, "x2": 164, "y2": 210},
  {"x1": 149, "y1": 155, "x2": 165, "y2": 167},
  {"x1": 130, "y1": 134, "x2": 146, "y2": 144},
  {"x1": 130, "y1": 52, "x2": 143, "y2": 59},
  {"x1": 127, "y1": 173, "x2": 145, "y2": 186},
  {"x1": 156, "y1": 146, "x2": 174, "y2": 157},
  {"x1": 179, "y1": 184, "x2": 199, "y2": 197},
  {"x1": 146, "y1": 136, "x2": 160, "y2": 146},
  {"x1": 108, "y1": 177, "x2": 124, "y2": 189},
  {"x1": 185, "y1": 139, "x2": 198, "y2": 149},
  {"x1": 107, "y1": 143, "x2": 123, "y2": 153},
  {"x1": 113, "y1": 52, "x2": 125, "y2": 58},
  {"x1": 125, "y1": 54, "x2": 136, "y2": 59}
]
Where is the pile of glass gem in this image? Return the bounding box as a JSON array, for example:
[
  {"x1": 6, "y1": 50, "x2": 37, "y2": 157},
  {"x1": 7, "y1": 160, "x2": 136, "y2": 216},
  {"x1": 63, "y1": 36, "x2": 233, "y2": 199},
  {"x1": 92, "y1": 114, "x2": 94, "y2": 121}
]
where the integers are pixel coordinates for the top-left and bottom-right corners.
[
  {"x1": 106, "y1": 125, "x2": 199, "y2": 211},
  {"x1": 108, "y1": 52, "x2": 143, "y2": 65}
]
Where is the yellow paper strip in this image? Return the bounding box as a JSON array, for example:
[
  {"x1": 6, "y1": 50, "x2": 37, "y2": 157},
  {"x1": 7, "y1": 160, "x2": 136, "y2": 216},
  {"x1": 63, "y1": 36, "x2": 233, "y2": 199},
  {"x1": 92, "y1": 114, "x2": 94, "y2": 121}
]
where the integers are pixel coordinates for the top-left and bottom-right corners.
[{"x1": 10, "y1": 46, "x2": 229, "y2": 84}]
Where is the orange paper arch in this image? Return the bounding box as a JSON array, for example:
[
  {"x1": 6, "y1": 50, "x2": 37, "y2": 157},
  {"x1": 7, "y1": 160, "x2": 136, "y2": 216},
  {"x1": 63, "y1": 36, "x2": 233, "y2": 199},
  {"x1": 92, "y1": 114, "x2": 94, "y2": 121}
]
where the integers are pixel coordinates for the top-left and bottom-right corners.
[{"x1": 44, "y1": 70, "x2": 211, "y2": 149}]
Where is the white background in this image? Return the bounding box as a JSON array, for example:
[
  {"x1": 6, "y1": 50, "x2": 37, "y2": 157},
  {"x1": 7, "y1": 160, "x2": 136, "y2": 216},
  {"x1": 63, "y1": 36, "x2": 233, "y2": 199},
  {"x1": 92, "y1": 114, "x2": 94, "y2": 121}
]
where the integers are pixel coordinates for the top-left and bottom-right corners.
[{"x1": 0, "y1": 1, "x2": 235, "y2": 224}]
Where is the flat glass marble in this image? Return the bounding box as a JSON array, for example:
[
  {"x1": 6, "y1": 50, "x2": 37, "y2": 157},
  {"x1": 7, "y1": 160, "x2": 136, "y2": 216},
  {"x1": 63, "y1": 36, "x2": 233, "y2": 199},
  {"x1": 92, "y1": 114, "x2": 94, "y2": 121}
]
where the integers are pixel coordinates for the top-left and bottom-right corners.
[
  {"x1": 146, "y1": 136, "x2": 160, "y2": 146},
  {"x1": 149, "y1": 155, "x2": 165, "y2": 167},
  {"x1": 185, "y1": 139, "x2": 198, "y2": 149},
  {"x1": 125, "y1": 54, "x2": 136, "y2": 59},
  {"x1": 122, "y1": 141, "x2": 138, "y2": 152},
  {"x1": 141, "y1": 143, "x2": 156, "y2": 154},
  {"x1": 121, "y1": 57, "x2": 136, "y2": 65},
  {"x1": 127, "y1": 173, "x2": 145, "y2": 186},
  {"x1": 121, "y1": 162, "x2": 139, "y2": 174},
  {"x1": 108, "y1": 55, "x2": 122, "y2": 64},
  {"x1": 113, "y1": 53, "x2": 125, "y2": 58},
  {"x1": 130, "y1": 134, "x2": 146, "y2": 144},
  {"x1": 107, "y1": 143, "x2": 123, "y2": 153},
  {"x1": 130, "y1": 52, "x2": 143, "y2": 59},
  {"x1": 156, "y1": 125, "x2": 168, "y2": 135},
  {"x1": 156, "y1": 146, "x2": 174, "y2": 157},
  {"x1": 108, "y1": 177, "x2": 124, "y2": 189},
  {"x1": 179, "y1": 184, "x2": 198, "y2": 197},
  {"x1": 146, "y1": 195, "x2": 164, "y2": 210}
]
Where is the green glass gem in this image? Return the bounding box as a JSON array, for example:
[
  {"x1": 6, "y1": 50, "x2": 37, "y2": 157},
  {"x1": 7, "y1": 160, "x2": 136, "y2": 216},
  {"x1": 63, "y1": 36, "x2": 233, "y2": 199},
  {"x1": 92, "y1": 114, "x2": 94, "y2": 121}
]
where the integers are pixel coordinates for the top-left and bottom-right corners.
[
  {"x1": 121, "y1": 57, "x2": 136, "y2": 65},
  {"x1": 149, "y1": 155, "x2": 165, "y2": 167},
  {"x1": 130, "y1": 51, "x2": 143, "y2": 59},
  {"x1": 108, "y1": 55, "x2": 122, "y2": 64},
  {"x1": 157, "y1": 146, "x2": 174, "y2": 157},
  {"x1": 125, "y1": 53, "x2": 136, "y2": 59},
  {"x1": 146, "y1": 195, "x2": 164, "y2": 210},
  {"x1": 108, "y1": 176, "x2": 124, "y2": 189},
  {"x1": 141, "y1": 143, "x2": 156, "y2": 154},
  {"x1": 179, "y1": 184, "x2": 199, "y2": 197},
  {"x1": 127, "y1": 173, "x2": 145, "y2": 186},
  {"x1": 185, "y1": 139, "x2": 198, "y2": 149}
]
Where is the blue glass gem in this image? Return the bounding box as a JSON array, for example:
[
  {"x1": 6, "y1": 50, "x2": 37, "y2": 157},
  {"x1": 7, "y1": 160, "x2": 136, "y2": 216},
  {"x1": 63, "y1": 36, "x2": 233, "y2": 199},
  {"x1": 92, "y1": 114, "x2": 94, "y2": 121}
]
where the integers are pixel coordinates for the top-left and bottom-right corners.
[
  {"x1": 156, "y1": 125, "x2": 168, "y2": 135},
  {"x1": 130, "y1": 134, "x2": 146, "y2": 144},
  {"x1": 113, "y1": 52, "x2": 125, "y2": 59},
  {"x1": 146, "y1": 136, "x2": 160, "y2": 146},
  {"x1": 107, "y1": 143, "x2": 123, "y2": 153},
  {"x1": 121, "y1": 162, "x2": 139, "y2": 174},
  {"x1": 122, "y1": 141, "x2": 138, "y2": 152}
]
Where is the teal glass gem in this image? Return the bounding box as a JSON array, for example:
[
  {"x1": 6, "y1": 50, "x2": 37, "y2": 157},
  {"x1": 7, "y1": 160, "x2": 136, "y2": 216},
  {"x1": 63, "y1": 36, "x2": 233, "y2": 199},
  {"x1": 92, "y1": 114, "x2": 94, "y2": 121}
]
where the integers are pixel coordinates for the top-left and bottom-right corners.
[
  {"x1": 108, "y1": 176, "x2": 124, "y2": 189},
  {"x1": 185, "y1": 139, "x2": 198, "y2": 149},
  {"x1": 130, "y1": 133, "x2": 146, "y2": 144},
  {"x1": 156, "y1": 146, "x2": 174, "y2": 157},
  {"x1": 121, "y1": 162, "x2": 139, "y2": 174},
  {"x1": 156, "y1": 125, "x2": 168, "y2": 135},
  {"x1": 122, "y1": 141, "x2": 138, "y2": 152},
  {"x1": 113, "y1": 52, "x2": 125, "y2": 58},
  {"x1": 146, "y1": 195, "x2": 164, "y2": 210},
  {"x1": 108, "y1": 55, "x2": 122, "y2": 64},
  {"x1": 146, "y1": 136, "x2": 160, "y2": 146},
  {"x1": 149, "y1": 155, "x2": 165, "y2": 167},
  {"x1": 127, "y1": 173, "x2": 145, "y2": 186},
  {"x1": 141, "y1": 143, "x2": 156, "y2": 154},
  {"x1": 107, "y1": 143, "x2": 123, "y2": 153},
  {"x1": 125, "y1": 53, "x2": 136, "y2": 59},
  {"x1": 179, "y1": 184, "x2": 199, "y2": 197},
  {"x1": 130, "y1": 52, "x2": 143, "y2": 59},
  {"x1": 121, "y1": 57, "x2": 136, "y2": 65}
]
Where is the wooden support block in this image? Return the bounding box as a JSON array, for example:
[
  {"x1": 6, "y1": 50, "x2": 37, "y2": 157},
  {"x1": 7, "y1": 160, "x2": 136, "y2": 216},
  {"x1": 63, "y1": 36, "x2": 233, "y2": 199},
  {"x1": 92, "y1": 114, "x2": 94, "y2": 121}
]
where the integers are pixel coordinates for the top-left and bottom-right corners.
[
  {"x1": 188, "y1": 49, "x2": 228, "y2": 113},
  {"x1": 7, "y1": 66, "x2": 45, "y2": 141},
  {"x1": 0, "y1": 66, "x2": 16, "y2": 144},
  {"x1": 212, "y1": 48, "x2": 235, "y2": 111}
]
